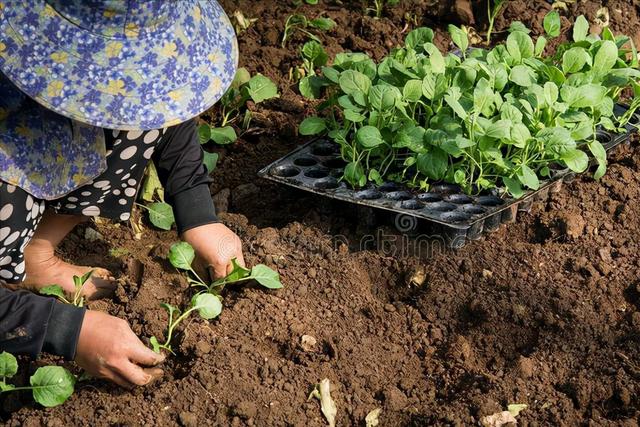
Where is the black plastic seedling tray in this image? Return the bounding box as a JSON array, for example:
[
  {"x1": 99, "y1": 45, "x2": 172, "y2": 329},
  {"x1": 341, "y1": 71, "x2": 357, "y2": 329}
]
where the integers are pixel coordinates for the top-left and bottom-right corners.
[{"x1": 259, "y1": 105, "x2": 639, "y2": 248}]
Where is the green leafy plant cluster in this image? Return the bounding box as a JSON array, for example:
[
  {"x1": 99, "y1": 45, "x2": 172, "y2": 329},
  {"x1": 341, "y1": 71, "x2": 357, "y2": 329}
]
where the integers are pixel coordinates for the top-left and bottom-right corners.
[
  {"x1": 138, "y1": 69, "x2": 279, "y2": 232},
  {"x1": 150, "y1": 242, "x2": 282, "y2": 354},
  {"x1": 199, "y1": 68, "x2": 280, "y2": 147},
  {"x1": 296, "y1": 40, "x2": 330, "y2": 99},
  {"x1": 39, "y1": 270, "x2": 93, "y2": 307},
  {"x1": 299, "y1": 13, "x2": 640, "y2": 197},
  {"x1": 0, "y1": 352, "x2": 75, "y2": 408}
]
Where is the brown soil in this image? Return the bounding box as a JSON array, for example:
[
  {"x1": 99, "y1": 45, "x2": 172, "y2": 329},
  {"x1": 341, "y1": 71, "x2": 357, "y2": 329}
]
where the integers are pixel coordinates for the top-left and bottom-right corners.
[{"x1": 3, "y1": 1, "x2": 640, "y2": 426}]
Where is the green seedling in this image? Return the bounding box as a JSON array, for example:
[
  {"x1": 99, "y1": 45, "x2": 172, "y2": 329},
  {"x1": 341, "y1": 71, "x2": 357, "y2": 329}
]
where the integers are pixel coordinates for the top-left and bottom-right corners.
[
  {"x1": 199, "y1": 68, "x2": 279, "y2": 147},
  {"x1": 299, "y1": 13, "x2": 640, "y2": 197},
  {"x1": 150, "y1": 293, "x2": 222, "y2": 354},
  {"x1": 368, "y1": 0, "x2": 400, "y2": 19},
  {"x1": 297, "y1": 40, "x2": 330, "y2": 99},
  {"x1": 0, "y1": 352, "x2": 75, "y2": 408},
  {"x1": 152, "y1": 241, "x2": 282, "y2": 354},
  {"x1": 139, "y1": 161, "x2": 177, "y2": 231},
  {"x1": 282, "y1": 13, "x2": 336, "y2": 48},
  {"x1": 168, "y1": 242, "x2": 283, "y2": 292},
  {"x1": 40, "y1": 270, "x2": 93, "y2": 307},
  {"x1": 486, "y1": 0, "x2": 506, "y2": 44}
]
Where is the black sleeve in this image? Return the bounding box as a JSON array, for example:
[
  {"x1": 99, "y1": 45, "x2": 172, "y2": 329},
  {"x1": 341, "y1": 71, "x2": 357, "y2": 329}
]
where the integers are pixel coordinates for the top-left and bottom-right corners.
[
  {"x1": 0, "y1": 287, "x2": 85, "y2": 360},
  {"x1": 152, "y1": 118, "x2": 219, "y2": 234}
]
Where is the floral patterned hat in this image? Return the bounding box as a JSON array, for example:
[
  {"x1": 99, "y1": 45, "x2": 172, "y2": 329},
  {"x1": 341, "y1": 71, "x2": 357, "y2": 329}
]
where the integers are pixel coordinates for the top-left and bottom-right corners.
[
  {"x1": 0, "y1": 0, "x2": 238, "y2": 131},
  {"x1": 0, "y1": 72, "x2": 107, "y2": 200}
]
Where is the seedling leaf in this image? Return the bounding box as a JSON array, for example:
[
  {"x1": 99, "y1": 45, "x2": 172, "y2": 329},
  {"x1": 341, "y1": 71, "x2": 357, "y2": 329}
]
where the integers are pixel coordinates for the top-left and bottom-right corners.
[
  {"x1": 30, "y1": 366, "x2": 75, "y2": 408},
  {"x1": 247, "y1": 75, "x2": 279, "y2": 103},
  {"x1": 150, "y1": 336, "x2": 161, "y2": 354},
  {"x1": 193, "y1": 293, "x2": 223, "y2": 320},
  {"x1": 251, "y1": 264, "x2": 283, "y2": 289},
  {"x1": 168, "y1": 242, "x2": 195, "y2": 270},
  {"x1": 300, "y1": 117, "x2": 327, "y2": 135},
  {"x1": 147, "y1": 202, "x2": 175, "y2": 231},
  {"x1": 543, "y1": 10, "x2": 561, "y2": 38},
  {"x1": 210, "y1": 126, "x2": 237, "y2": 145},
  {"x1": 0, "y1": 352, "x2": 18, "y2": 378},
  {"x1": 203, "y1": 151, "x2": 219, "y2": 173},
  {"x1": 39, "y1": 285, "x2": 68, "y2": 301}
]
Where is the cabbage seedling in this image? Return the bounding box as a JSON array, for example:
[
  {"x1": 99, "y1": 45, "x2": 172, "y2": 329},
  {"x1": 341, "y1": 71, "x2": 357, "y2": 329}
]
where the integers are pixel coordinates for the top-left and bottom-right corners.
[
  {"x1": 39, "y1": 270, "x2": 93, "y2": 307},
  {"x1": 155, "y1": 242, "x2": 282, "y2": 353},
  {"x1": 0, "y1": 352, "x2": 75, "y2": 408},
  {"x1": 150, "y1": 293, "x2": 222, "y2": 354},
  {"x1": 168, "y1": 242, "x2": 283, "y2": 292}
]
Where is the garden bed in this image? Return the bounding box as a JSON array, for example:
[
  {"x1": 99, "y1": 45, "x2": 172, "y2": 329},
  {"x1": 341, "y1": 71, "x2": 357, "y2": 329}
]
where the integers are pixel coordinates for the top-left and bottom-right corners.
[{"x1": 3, "y1": 1, "x2": 640, "y2": 425}]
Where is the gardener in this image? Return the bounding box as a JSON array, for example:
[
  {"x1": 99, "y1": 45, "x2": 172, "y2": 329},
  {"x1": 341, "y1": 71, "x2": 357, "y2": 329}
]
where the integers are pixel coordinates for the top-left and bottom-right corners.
[{"x1": 0, "y1": 0, "x2": 243, "y2": 388}]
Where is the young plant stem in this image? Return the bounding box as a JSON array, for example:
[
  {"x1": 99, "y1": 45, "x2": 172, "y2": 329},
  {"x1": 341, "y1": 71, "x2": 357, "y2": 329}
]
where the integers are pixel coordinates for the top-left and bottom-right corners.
[{"x1": 158, "y1": 306, "x2": 199, "y2": 353}]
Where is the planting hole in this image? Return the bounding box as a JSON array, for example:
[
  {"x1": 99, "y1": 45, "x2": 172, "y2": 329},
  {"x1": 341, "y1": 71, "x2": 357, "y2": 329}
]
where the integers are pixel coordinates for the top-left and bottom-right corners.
[
  {"x1": 314, "y1": 178, "x2": 340, "y2": 190},
  {"x1": 440, "y1": 211, "x2": 472, "y2": 222},
  {"x1": 386, "y1": 191, "x2": 413, "y2": 201},
  {"x1": 428, "y1": 202, "x2": 457, "y2": 212},
  {"x1": 323, "y1": 157, "x2": 348, "y2": 169},
  {"x1": 379, "y1": 182, "x2": 400, "y2": 192},
  {"x1": 294, "y1": 157, "x2": 318, "y2": 167},
  {"x1": 271, "y1": 165, "x2": 301, "y2": 178},
  {"x1": 400, "y1": 199, "x2": 423, "y2": 210},
  {"x1": 355, "y1": 189, "x2": 383, "y2": 200},
  {"x1": 629, "y1": 113, "x2": 640, "y2": 126},
  {"x1": 445, "y1": 194, "x2": 473, "y2": 204},
  {"x1": 596, "y1": 132, "x2": 612, "y2": 145},
  {"x1": 462, "y1": 205, "x2": 487, "y2": 215},
  {"x1": 417, "y1": 193, "x2": 443, "y2": 203},
  {"x1": 304, "y1": 169, "x2": 329, "y2": 179},
  {"x1": 477, "y1": 196, "x2": 505, "y2": 207},
  {"x1": 431, "y1": 184, "x2": 461, "y2": 194},
  {"x1": 311, "y1": 143, "x2": 337, "y2": 157}
]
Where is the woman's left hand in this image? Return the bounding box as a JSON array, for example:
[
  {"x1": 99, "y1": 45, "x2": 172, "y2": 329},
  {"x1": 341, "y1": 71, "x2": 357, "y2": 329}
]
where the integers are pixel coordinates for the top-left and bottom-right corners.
[{"x1": 182, "y1": 222, "x2": 245, "y2": 279}]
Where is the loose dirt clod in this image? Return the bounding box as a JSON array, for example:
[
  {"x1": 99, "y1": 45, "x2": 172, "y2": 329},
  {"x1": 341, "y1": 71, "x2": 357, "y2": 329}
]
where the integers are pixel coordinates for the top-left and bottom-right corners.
[
  {"x1": 365, "y1": 408, "x2": 382, "y2": 427},
  {"x1": 300, "y1": 335, "x2": 318, "y2": 352},
  {"x1": 481, "y1": 411, "x2": 517, "y2": 427}
]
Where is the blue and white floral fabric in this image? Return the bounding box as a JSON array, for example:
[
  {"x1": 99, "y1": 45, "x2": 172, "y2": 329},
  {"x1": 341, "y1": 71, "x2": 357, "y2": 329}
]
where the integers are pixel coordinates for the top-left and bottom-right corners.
[
  {"x1": 0, "y1": 72, "x2": 106, "y2": 200},
  {"x1": 0, "y1": 0, "x2": 238, "y2": 130}
]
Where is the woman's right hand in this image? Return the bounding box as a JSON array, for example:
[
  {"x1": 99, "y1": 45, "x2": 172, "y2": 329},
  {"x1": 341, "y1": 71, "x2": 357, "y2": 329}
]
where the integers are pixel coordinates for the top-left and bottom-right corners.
[{"x1": 75, "y1": 310, "x2": 165, "y2": 388}]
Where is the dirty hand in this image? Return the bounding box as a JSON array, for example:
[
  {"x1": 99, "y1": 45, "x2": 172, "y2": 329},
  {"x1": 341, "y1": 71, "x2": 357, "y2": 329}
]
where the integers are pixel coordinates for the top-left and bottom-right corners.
[
  {"x1": 75, "y1": 310, "x2": 164, "y2": 388},
  {"x1": 182, "y1": 222, "x2": 245, "y2": 279}
]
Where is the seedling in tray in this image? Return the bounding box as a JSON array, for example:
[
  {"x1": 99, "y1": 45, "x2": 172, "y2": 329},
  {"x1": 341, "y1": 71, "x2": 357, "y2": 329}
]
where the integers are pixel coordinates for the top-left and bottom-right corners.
[
  {"x1": 150, "y1": 242, "x2": 283, "y2": 353},
  {"x1": 0, "y1": 351, "x2": 75, "y2": 408},
  {"x1": 39, "y1": 270, "x2": 93, "y2": 307},
  {"x1": 299, "y1": 12, "x2": 640, "y2": 197}
]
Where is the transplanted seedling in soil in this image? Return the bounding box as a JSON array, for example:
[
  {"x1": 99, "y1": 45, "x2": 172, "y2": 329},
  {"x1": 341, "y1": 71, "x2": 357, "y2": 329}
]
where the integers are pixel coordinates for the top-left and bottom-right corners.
[
  {"x1": 150, "y1": 293, "x2": 222, "y2": 354},
  {"x1": 168, "y1": 241, "x2": 283, "y2": 292},
  {"x1": 0, "y1": 352, "x2": 75, "y2": 408},
  {"x1": 39, "y1": 270, "x2": 93, "y2": 307},
  {"x1": 299, "y1": 12, "x2": 640, "y2": 197},
  {"x1": 151, "y1": 242, "x2": 283, "y2": 353},
  {"x1": 296, "y1": 40, "x2": 330, "y2": 100},
  {"x1": 199, "y1": 67, "x2": 279, "y2": 147},
  {"x1": 367, "y1": 0, "x2": 400, "y2": 19},
  {"x1": 281, "y1": 13, "x2": 336, "y2": 47}
]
